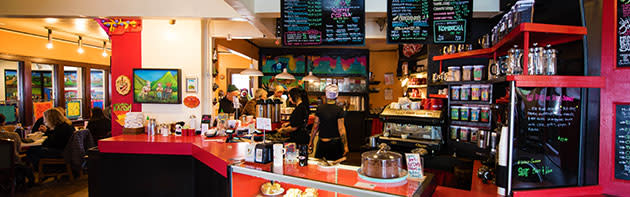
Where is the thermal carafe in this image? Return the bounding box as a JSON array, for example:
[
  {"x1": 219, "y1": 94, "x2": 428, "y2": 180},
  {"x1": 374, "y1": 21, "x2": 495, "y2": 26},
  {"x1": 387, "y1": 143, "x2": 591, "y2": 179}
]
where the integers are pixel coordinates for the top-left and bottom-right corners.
[
  {"x1": 256, "y1": 99, "x2": 266, "y2": 118},
  {"x1": 272, "y1": 99, "x2": 282, "y2": 123},
  {"x1": 265, "y1": 99, "x2": 273, "y2": 119}
]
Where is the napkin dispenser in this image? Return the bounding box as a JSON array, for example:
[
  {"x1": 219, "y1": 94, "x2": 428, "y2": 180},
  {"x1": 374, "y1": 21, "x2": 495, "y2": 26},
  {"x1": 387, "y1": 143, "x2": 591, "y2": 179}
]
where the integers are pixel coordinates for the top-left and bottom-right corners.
[{"x1": 254, "y1": 143, "x2": 273, "y2": 164}]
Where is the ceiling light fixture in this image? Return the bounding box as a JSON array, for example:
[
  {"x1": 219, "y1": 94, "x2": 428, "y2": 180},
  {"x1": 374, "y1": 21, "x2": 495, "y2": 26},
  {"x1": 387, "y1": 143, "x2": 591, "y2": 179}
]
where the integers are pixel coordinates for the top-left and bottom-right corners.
[
  {"x1": 77, "y1": 36, "x2": 84, "y2": 54},
  {"x1": 46, "y1": 29, "x2": 53, "y2": 49},
  {"x1": 303, "y1": 71, "x2": 319, "y2": 82},
  {"x1": 101, "y1": 41, "x2": 108, "y2": 57},
  {"x1": 227, "y1": 33, "x2": 232, "y2": 41},
  {"x1": 275, "y1": 68, "x2": 295, "y2": 80},
  {"x1": 44, "y1": 18, "x2": 58, "y2": 24},
  {"x1": 169, "y1": 19, "x2": 176, "y2": 25},
  {"x1": 240, "y1": 61, "x2": 263, "y2": 77}
]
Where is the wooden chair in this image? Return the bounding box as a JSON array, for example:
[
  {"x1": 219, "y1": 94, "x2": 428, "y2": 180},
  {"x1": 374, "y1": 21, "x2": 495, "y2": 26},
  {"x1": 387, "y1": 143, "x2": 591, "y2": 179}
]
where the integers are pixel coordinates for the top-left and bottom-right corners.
[
  {"x1": 0, "y1": 139, "x2": 16, "y2": 197},
  {"x1": 36, "y1": 157, "x2": 74, "y2": 183}
]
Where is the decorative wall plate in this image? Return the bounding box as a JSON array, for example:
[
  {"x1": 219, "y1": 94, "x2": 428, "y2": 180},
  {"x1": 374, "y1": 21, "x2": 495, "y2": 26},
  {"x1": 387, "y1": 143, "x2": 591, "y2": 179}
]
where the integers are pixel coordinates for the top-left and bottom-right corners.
[
  {"x1": 184, "y1": 96, "x2": 200, "y2": 108},
  {"x1": 115, "y1": 75, "x2": 131, "y2": 95}
]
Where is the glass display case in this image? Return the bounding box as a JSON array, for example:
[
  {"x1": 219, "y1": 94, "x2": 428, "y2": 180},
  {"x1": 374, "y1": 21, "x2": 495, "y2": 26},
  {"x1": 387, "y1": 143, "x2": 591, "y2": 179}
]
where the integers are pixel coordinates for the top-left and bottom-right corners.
[{"x1": 230, "y1": 160, "x2": 435, "y2": 197}]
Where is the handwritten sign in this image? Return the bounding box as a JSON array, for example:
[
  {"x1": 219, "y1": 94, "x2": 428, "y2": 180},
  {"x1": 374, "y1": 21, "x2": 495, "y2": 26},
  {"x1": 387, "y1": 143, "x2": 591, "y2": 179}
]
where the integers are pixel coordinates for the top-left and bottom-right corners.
[
  {"x1": 256, "y1": 117, "x2": 272, "y2": 131},
  {"x1": 282, "y1": 0, "x2": 365, "y2": 46},
  {"x1": 615, "y1": 104, "x2": 630, "y2": 180},
  {"x1": 405, "y1": 153, "x2": 424, "y2": 180},
  {"x1": 513, "y1": 87, "x2": 582, "y2": 188},
  {"x1": 618, "y1": 0, "x2": 630, "y2": 67},
  {"x1": 432, "y1": 0, "x2": 472, "y2": 43},
  {"x1": 387, "y1": 0, "x2": 431, "y2": 43}
]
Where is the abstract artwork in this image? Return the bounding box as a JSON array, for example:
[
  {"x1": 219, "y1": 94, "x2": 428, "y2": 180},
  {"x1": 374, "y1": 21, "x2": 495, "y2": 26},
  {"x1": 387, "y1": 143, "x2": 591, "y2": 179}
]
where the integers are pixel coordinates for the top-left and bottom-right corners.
[
  {"x1": 133, "y1": 69, "x2": 181, "y2": 104},
  {"x1": 308, "y1": 55, "x2": 367, "y2": 75}
]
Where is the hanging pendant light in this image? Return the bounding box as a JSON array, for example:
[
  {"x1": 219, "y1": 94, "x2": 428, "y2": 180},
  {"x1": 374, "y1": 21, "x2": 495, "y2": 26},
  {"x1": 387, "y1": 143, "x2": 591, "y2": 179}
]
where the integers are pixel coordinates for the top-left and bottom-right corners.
[
  {"x1": 240, "y1": 63, "x2": 263, "y2": 76},
  {"x1": 302, "y1": 71, "x2": 319, "y2": 82},
  {"x1": 275, "y1": 68, "x2": 295, "y2": 80},
  {"x1": 101, "y1": 41, "x2": 108, "y2": 57},
  {"x1": 46, "y1": 29, "x2": 53, "y2": 49},
  {"x1": 77, "y1": 36, "x2": 84, "y2": 54}
]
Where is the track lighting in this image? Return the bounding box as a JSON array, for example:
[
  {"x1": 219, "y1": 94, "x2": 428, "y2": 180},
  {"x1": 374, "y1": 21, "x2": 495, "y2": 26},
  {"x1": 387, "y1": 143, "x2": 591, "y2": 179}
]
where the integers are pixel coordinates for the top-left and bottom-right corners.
[
  {"x1": 77, "y1": 36, "x2": 84, "y2": 54},
  {"x1": 46, "y1": 29, "x2": 53, "y2": 49}
]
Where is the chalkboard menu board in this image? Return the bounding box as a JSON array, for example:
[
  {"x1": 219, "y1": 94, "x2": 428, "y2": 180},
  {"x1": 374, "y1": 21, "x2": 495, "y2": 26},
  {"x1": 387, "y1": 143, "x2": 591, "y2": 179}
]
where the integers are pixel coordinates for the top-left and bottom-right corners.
[
  {"x1": 387, "y1": 0, "x2": 431, "y2": 43},
  {"x1": 617, "y1": 0, "x2": 630, "y2": 67},
  {"x1": 432, "y1": 0, "x2": 472, "y2": 43},
  {"x1": 512, "y1": 87, "x2": 582, "y2": 189},
  {"x1": 281, "y1": 0, "x2": 365, "y2": 46},
  {"x1": 615, "y1": 104, "x2": 630, "y2": 180}
]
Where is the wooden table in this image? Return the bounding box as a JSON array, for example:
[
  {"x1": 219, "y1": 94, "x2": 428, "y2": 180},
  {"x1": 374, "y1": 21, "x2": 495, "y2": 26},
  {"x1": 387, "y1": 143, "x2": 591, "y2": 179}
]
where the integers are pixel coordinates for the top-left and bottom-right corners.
[{"x1": 20, "y1": 136, "x2": 47, "y2": 148}]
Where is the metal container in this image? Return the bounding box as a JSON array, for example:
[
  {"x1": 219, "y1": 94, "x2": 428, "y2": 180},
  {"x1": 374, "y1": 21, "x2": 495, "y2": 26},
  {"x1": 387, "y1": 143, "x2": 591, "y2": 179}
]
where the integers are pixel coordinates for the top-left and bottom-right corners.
[
  {"x1": 490, "y1": 132, "x2": 499, "y2": 154},
  {"x1": 256, "y1": 99, "x2": 266, "y2": 118},
  {"x1": 147, "y1": 119, "x2": 157, "y2": 136},
  {"x1": 265, "y1": 99, "x2": 273, "y2": 119},
  {"x1": 477, "y1": 130, "x2": 488, "y2": 149},
  {"x1": 368, "y1": 135, "x2": 379, "y2": 148},
  {"x1": 272, "y1": 99, "x2": 282, "y2": 123}
]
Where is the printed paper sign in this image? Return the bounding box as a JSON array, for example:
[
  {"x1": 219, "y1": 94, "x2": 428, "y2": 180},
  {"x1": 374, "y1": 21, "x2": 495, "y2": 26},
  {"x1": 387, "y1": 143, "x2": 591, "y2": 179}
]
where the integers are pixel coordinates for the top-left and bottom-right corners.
[
  {"x1": 405, "y1": 153, "x2": 424, "y2": 180},
  {"x1": 256, "y1": 117, "x2": 272, "y2": 131}
]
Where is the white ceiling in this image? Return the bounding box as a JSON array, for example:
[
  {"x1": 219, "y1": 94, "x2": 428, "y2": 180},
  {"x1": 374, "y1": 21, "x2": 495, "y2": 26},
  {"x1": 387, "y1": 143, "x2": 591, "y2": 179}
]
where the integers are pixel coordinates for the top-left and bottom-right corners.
[{"x1": 0, "y1": 17, "x2": 110, "y2": 47}]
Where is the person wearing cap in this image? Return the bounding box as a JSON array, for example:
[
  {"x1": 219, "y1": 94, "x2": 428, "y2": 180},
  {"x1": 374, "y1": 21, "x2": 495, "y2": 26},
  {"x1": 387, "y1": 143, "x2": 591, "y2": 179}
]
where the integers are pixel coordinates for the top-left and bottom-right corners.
[
  {"x1": 219, "y1": 84, "x2": 240, "y2": 114},
  {"x1": 309, "y1": 84, "x2": 348, "y2": 160},
  {"x1": 278, "y1": 88, "x2": 310, "y2": 145},
  {"x1": 269, "y1": 85, "x2": 287, "y2": 109}
]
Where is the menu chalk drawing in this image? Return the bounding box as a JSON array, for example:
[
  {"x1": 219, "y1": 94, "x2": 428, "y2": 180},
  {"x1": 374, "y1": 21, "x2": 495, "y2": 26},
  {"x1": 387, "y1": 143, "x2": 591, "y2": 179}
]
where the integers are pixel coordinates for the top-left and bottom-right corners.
[
  {"x1": 432, "y1": 0, "x2": 472, "y2": 43},
  {"x1": 387, "y1": 0, "x2": 431, "y2": 43},
  {"x1": 615, "y1": 104, "x2": 630, "y2": 180}
]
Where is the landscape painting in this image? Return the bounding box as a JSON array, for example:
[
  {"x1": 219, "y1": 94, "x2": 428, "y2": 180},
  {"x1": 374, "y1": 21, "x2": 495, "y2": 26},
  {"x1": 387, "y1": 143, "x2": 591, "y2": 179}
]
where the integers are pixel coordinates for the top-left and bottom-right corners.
[
  {"x1": 90, "y1": 71, "x2": 104, "y2": 88},
  {"x1": 133, "y1": 68, "x2": 181, "y2": 104},
  {"x1": 64, "y1": 71, "x2": 78, "y2": 87}
]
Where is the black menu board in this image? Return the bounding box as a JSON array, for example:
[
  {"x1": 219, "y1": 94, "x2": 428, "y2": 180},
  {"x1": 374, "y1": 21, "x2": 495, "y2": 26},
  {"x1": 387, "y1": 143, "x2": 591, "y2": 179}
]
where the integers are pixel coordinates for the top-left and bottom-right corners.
[
  {"x1": 282, "y1": 0, "x2": 365, "y2": 46},
  {"x1": 387, "y1": 0, "x2": 431, "y2": 43},
  {"x1": 512, "y1": 87, "x2": 582, "y2": 189},
  {"x1": 432, "y1": 0, "x2": 472, "y2": 43},
  {"x1": 617, "y1": 0, "x2": 630, "y2": 67},
  {"x1": 615, "y1": 104, "x2": 630, "y2": 180}
]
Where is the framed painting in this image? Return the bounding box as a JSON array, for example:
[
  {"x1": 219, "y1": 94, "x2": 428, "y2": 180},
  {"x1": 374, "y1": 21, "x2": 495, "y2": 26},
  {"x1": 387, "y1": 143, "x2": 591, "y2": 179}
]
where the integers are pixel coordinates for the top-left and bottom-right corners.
[
  {"x1": 133, "y1": 68, "x2": 181, "y2": 104},
  {"x1": 186, "y1": 77, "x2": 198, "y2": 93}
]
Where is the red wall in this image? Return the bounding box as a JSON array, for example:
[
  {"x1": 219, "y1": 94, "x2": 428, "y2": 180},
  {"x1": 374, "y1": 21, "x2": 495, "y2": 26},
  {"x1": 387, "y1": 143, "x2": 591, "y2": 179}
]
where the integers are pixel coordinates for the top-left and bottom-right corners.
[
  {"x1": 600, "y1": 0, "x2": 630, "y2": 195},
  {"x1": 110, "y1": 32, "x2": 142, "y2": 136}
]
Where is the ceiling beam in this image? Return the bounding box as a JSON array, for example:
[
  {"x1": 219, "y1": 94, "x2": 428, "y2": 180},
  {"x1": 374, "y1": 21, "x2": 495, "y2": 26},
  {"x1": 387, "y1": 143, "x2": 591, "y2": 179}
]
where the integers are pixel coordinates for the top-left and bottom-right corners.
[{"x1": 223, "y1": 0, "x2": 276, "y2": 39}]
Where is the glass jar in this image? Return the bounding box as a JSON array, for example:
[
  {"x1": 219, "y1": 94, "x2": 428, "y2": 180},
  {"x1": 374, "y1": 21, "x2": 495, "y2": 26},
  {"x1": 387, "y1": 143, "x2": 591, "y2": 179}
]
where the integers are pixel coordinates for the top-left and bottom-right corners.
[
  {"x1": 473, "y1": 65, "x2": 485, "y2": 81},
  {"x1": 470, "y1": 107, "x2": 480, "y2": 122},
  {"x1": 471, "y1": 85, "x2": 481, "y2": 101},
  {"x1": 460, "y1": 106, "x2": 470, "y2": 121},
  {"x1": 480, "y1": 85, "x2": 491, "y2": 101},
  {"x1": 451, "y1": 106, "x2": 460, "y2": 120},
  {"x1": 462, "y1": 66, "x2": 473, "y2": 81},
  {"x1": 451, "y1": 86, "x2": 461, "y2": 100},
  {"x1": 448, "y1": 66, "x2": 461, "y2": 81},
  {"x1": 461, "y1": 85, "x2": 471, "y2": 101},
  {"x1": 481, "y1": 107, "x2": 490, "y2": 122}
]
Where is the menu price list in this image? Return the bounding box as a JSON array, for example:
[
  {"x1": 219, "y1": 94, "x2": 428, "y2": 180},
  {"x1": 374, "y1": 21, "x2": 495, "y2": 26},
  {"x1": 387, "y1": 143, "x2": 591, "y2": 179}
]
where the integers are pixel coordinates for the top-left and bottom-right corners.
[
  {"x1": 615, "y1": 105, "x2": 630, "y2": 180},
  {"x1": 513, "y1": 88, "x2": 582, "y2": 188},
  {"x1": 432, "y1": 0, "x2": 472, "y2": 43},
  {"x1": 282, "y1": 0, "x2": 365, "y2": 46},
  {"x1": 282, "y1": 0, "x2": 323, "y2": 46},
  {"x1": 387, "y1": 0, "x2": 431, "y2": 43},
  {"x1": 617, "y1": 0, "x2": 630, "y2": 67}
]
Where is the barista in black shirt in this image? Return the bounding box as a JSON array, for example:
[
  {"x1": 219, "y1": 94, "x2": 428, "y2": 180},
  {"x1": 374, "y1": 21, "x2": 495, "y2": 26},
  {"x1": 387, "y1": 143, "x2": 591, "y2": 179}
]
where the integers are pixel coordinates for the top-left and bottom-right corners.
[
  {"x1": 278, "y1": 88, "x2": 310, "y2": 145},
  {"x1": 309, "y1": 84, "x2": 347, "y2": 160}
]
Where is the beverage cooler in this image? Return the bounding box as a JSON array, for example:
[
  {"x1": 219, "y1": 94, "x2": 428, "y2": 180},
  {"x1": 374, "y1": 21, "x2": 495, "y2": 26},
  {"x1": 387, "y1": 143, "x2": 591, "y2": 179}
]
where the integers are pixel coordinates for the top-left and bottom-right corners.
[{"x1": 377, "y1": 103, "x2": 445, "y2": 155}]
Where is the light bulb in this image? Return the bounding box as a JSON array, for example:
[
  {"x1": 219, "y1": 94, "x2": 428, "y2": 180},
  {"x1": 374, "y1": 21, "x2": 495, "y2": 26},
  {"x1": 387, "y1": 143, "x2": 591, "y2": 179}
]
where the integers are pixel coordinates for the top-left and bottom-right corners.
[
  {"x1": 77, "y1": 47, "x2": 84, "y2": 54},
  {"x1": 102, "y1": 51, "x2": 108, "y2": 57},
  {"x1": 46, "y1": 42, "x2": 53, "y2": 49}
]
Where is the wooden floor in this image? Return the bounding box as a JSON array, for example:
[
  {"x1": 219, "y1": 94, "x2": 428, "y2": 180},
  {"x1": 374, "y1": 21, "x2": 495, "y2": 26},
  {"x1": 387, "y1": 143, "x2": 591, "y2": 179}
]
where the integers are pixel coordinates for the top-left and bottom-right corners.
[{"x1": 14, "y1": 175, "x2": 88, "y2": 197}]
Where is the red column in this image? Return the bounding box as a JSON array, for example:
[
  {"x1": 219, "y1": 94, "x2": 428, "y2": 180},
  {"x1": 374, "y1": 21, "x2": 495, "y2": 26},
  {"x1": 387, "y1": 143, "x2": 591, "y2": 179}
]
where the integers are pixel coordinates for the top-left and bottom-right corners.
[{"x1": 110, "y1": 32, "x2": 142, "y2": 136}]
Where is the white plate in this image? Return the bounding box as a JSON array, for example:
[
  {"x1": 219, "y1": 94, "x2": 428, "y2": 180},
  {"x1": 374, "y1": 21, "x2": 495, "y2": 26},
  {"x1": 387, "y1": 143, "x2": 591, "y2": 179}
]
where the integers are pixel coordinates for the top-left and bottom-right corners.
[{"x1": 260, "y1": 187, "x2": 284, "y2": 196}]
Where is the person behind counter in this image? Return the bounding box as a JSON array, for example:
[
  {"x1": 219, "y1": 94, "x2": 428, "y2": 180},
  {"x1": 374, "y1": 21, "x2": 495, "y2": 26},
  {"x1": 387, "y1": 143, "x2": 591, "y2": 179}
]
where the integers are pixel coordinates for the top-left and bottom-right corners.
[
  {"x1": 269, "y1": 85, "x2": 286, "y2": 109},
  {"x1": 243, "y1": 89, "x2": 268, "y2": 116},
  {"x1": 219, "y1": 84, "x2": 241, "y2": 114},
  {"x1": 26, "y1": 108, "x2": 76, "y2": 167},
  {"x1": 87, "y1": 107, "x2": 112, "y2": 141},
  {"x1": 309, "y1": 84, "x2": 348, "y2": 160},
  {"x1": 278, "y1": 88, "x2": 310, "y2": 145}
]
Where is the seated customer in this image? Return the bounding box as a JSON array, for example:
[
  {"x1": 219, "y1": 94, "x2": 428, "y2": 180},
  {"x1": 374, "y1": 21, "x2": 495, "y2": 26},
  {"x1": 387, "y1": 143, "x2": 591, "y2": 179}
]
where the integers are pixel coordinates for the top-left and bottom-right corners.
[
  {"x1": 26, "y1": 108, "x2": 75, "y2": 167},
  {"x1": 0, "y1": 114, "x2": 21, "y2": 159},
  {"x1": 0, "y1": 114, "x2": 35, "y2": 187},
  {"x1": 87, "y1": 107, "x2": 112, "y2": 140}
]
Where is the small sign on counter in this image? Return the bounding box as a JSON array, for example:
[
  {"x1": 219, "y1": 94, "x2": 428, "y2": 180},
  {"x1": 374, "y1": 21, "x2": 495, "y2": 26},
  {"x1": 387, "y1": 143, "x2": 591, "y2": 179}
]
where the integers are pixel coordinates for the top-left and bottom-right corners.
[
  {"x1": 405, "y1": 153, "x2": 424, "y2": 180},
  {"x1": 256, "y1": 117, "x2": 272, "y2": 131}
]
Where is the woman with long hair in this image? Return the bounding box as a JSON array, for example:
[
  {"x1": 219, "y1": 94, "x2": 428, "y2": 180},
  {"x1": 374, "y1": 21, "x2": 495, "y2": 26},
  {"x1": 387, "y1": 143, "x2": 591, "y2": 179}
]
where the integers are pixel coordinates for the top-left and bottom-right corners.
[
  {"x1": 87, "y1": 107, "x2": 112, "y2": 140},
  {"x1": 26, "y1": 108, "x2": 76, "y2": 167},
  {"x1": 278, "y1": 88, "x2": 310, "y2": 145}
]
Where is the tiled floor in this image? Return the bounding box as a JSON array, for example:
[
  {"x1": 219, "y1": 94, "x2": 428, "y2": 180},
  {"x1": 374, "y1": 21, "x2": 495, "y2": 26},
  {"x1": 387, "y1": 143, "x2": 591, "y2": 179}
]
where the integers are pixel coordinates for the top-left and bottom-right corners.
[{"x1": 14, "y1": 175, "x2": 88, "y2": 197}]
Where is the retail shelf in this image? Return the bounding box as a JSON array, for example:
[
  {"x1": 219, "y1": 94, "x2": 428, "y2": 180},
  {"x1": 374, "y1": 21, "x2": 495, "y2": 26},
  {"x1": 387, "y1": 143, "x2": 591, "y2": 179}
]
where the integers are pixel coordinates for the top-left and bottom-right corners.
[
  {"x1": 450, "y1": 100, "x2": 492, "y2": 105},
  {"x1": 429, "y1": 94, "x2": 448, "y2": 99},
  {"x1": 433, "y1": 23, "x2": 587, "y2": 61},
  {"x1": 450, "y1": 121, "x2": 491, "y2": 129},
  {"x1": 429, "y1": 81, "x2": 448, "y2": 86},
  {"x1": 410, "y1": 72, "x2": 428, "y2": 78},
  {"x1": 407, "y1": 84, "x2": 428, "y2": 88},
  {"x1": 506, "y1": 75, "x2": 605, "y2": 88},
  {"x1": 308, "y1": 91, "x2": 367, "y2": 96}
]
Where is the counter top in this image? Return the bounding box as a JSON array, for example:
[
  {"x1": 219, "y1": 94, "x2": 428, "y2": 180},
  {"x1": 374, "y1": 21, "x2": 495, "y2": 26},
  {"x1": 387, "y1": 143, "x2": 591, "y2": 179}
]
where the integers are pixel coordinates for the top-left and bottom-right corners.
[
  {"x1": 98, "y1": 135, "x2": 436, "y2": 196},
  {"x1": 98, "y1": 135, "x2": 248, "y2": 177}
]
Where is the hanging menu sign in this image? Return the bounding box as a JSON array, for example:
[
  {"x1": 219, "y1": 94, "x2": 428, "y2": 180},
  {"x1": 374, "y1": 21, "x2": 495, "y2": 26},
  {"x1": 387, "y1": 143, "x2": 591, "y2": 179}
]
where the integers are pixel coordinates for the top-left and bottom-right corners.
[
  {"x1": 513, "y1": 88, "x2": 582, "y2": 189},
  {"x1": 387, "y1": 0, "x2": 431, "y2": 43},
  {"x1": 432, "y1": 0, "x2": 472, "y2": 43},
  {"x1": 617, "y1": 0, "x2": 630, "y2": 67},
  {"x1": 282, "y1": 0, "x2": 365, "y2": 46},
  {"x1": 615, "y1": 104, "x2": 630, "y2": 180}
]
